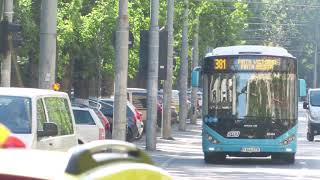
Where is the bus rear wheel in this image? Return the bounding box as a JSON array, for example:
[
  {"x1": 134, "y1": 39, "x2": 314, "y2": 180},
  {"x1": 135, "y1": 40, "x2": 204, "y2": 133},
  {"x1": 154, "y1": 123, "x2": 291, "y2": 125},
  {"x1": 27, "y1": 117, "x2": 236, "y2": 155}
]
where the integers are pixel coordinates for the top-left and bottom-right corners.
[
  {"x1": 272, "y1": 153, "x2": 295, "y2": 164},
  {"x1": 204, "y1": 152, "x2": 226, "y2": 164}
]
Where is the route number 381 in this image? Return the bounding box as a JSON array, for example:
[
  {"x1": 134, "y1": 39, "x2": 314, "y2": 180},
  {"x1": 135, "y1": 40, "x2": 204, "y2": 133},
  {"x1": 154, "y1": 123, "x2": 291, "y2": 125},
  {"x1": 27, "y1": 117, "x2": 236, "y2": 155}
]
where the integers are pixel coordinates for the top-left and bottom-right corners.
[{"x1": 215, "y1": 59, "x2": 227, "y2": 70}]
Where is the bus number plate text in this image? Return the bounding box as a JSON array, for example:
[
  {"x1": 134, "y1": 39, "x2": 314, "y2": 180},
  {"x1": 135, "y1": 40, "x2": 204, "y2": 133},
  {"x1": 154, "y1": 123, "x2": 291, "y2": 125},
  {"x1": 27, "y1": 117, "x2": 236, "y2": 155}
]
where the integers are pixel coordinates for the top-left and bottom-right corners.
[{"x1": 241, "y1": 147, "x2": 260, "y2": 153}]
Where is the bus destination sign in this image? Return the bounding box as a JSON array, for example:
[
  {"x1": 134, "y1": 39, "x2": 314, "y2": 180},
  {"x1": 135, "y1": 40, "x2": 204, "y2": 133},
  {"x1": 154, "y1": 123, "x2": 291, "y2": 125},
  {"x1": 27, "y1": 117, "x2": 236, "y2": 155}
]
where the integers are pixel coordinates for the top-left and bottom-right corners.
[
  {"x1": 237, "y1": 58, "x2": 280, "y2": 71},
  {"x1": 210, "y1": 56, "x2": 286, "y2": 72}
]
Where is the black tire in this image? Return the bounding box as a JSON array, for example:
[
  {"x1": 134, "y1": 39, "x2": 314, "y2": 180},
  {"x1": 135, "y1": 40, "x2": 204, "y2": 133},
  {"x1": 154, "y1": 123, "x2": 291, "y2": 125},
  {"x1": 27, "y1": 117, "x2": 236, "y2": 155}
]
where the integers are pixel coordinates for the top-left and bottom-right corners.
[
  {"x1": 272, "y1": 153, "x2": 295, "y2": 164},
  {"x1": 126, "y1": 127, "x2": 133, "y2": 142},
  {"x1": 78, "y1": 139, "x2": 84, "y2": 144},
  {"x1": 204, "y1": 152, "x2": 226, "y2": 164},
  {"x1": 105, "y1": 130, "x2": 112, "y2": 139},
  {"x1": 282, "y1": 153, "x2": 295, "y2": 164},
  {"x1": 126, "y1": 127, "x2": 137, "y2": 142},
  {"x1": 307, "y1": 132, "x2": 314, "y2": 142}
]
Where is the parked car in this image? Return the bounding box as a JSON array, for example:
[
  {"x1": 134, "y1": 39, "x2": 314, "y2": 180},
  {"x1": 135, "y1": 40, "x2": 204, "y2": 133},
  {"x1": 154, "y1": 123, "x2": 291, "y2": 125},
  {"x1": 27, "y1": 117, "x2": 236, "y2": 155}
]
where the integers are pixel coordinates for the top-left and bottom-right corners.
[
  {"x1": 0, "y1": 88, "x2": 78, "y2": 151},
  {"x1": 0, "y1": 140, "x2": 172, "y2": 180},
  {"x1": 92, "y1": 108, "x2": 112, "y2": 139},
  {"x1": 72, "y1": 105, "x2": 106, "y2": 144},
  {"x1": 157, "y1": 92, "x2": 179, "y2": 125},
  {"x1": 98, "y1": 99, "x2": 141, "y2": 141},
  {"x1": 303, "y1": 88, "x2": 320, "y2": 141},
  {"x1": 90, "y1": 99, "x2": 139, "y2": 142},
  {"x1": 128, "y1": 88, "x2": 173, "y2": 127},
  {"x1": 127, "y1": 88, "x2": 148, "y2": 123}
]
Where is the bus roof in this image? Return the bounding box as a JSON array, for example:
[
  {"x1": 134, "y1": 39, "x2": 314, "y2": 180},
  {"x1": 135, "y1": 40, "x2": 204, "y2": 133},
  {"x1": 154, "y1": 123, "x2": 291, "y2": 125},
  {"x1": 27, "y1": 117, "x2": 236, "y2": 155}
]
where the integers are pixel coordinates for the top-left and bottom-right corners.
[{"x1": 206, "y1": 45, "x2": 295, "y2": 58}]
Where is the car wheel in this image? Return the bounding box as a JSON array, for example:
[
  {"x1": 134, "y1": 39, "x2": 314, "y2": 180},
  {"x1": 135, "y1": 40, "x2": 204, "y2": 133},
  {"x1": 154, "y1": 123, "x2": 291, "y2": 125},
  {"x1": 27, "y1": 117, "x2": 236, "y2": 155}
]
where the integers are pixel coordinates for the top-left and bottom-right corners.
[
  {"x1": 307, "y1": 132, "x2": 314, "y2": 142},
  {"x1": 126, "y1": 127, "x2": 135, "y2": 142},
  {"x1": 204, "y1": 152, "x2": 226, "y2": 164},
  {"x1": 105, "y1": 130, "x2": 112, "y2": 139}
]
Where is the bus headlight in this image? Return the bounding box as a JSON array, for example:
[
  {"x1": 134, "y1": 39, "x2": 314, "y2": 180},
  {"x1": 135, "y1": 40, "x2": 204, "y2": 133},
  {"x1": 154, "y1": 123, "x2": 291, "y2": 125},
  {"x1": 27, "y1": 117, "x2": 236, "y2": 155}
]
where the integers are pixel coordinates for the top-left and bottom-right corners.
[
  {"x1": 207, "y1": 134, "x2": 220, "y2": 144},
  {"x1": 281, "y1": 135, "x2": 296, "y2": 145}
]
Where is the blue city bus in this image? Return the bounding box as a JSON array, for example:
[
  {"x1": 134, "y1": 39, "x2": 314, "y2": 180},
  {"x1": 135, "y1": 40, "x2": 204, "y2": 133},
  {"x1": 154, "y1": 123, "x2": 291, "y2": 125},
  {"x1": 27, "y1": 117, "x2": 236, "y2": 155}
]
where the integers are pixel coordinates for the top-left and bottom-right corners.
[{"x1": 192, "y1": 45, "x2": 307, "y2": 164}]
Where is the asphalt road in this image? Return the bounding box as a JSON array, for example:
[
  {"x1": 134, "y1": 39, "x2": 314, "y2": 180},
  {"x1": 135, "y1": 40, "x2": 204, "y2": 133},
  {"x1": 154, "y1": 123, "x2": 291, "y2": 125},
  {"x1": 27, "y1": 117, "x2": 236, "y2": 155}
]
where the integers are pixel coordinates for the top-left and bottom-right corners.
[{"x1": 136, "y1": 103, "x2": 320, "y2": 180}]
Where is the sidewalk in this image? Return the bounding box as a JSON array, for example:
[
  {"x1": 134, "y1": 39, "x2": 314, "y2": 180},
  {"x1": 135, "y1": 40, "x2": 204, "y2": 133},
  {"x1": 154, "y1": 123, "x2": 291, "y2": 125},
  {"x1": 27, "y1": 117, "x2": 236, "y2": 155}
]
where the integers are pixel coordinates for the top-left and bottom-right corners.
[{"x1": 134, "y1": 120, "x2": 203, "y2": 168}]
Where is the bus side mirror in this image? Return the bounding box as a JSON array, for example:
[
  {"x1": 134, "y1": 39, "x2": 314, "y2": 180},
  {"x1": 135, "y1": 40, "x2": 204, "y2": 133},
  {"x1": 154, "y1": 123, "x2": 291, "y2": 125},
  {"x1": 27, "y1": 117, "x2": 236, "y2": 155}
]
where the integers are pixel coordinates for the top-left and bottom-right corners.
[
  {"x1": 191, "y1": 67, "x2": 201, "y2": 88},
  {"x1": 299, "y1": 79, "x2": 307, "y2": 97},
  {"x1": 303, "y1": 102, "x2": 309, "y2": 109}
]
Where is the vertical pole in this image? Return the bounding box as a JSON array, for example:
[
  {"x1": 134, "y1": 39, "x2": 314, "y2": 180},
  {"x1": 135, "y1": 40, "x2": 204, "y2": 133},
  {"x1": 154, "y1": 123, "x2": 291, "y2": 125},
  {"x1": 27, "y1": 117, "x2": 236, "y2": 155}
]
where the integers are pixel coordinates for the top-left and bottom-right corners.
[
  {"x1": 191, "y1": 16, "x2": 199, "y2": 124},
  {"x1": 39, "y1": 0, "x2": 57, "y2": 89},
  {"x1": 179, "y1": 0, "x2": 189, "y2": 131},
  {"x1": 1, "y1": 0, "x2": 13, "y2": 87},
  {"x1": 146, "y1": 0, "x2": 159, "y2": 150},
  {"x1": 162, "y1": 0, "x2": 174, "y2": 139},
  {"x1": 314, "y1": 42, "x2": 318, "y2": 88},
  {"x1": 0, "y1": 0, "x2": 4, "y2": 20},
  {"x1": 113, "y1": 0, "x2": 129, "y2": 141}
]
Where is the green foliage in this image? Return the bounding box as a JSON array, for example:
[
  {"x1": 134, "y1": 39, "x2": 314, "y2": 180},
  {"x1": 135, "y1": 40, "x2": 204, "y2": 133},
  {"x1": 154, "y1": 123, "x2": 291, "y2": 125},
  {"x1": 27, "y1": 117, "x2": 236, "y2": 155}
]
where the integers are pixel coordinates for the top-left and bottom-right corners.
[
  {"x1": 242, "y1": 0, "x2": 320, "y2": 87},
  {"x1": 13, "y1": 0, "x2": 250, "y2": 90}
]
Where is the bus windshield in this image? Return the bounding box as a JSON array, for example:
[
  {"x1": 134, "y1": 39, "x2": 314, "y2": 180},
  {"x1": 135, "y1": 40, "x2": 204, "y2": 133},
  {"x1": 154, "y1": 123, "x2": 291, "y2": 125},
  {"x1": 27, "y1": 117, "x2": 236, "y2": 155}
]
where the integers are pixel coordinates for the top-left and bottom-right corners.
[
  {"x1": 208, "y1": 71, "x2": 296, "y2": 120},
  {"x1": 310, "y1": 91, "x2": 320, "y2": 106}
]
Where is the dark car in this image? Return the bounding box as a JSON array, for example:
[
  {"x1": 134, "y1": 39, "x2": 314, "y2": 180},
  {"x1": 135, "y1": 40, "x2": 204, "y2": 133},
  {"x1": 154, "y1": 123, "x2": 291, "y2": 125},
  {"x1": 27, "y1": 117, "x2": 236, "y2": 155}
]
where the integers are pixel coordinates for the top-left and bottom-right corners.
[{"x1": 89, "y1": 99, "x2": 139, "y2": 142}]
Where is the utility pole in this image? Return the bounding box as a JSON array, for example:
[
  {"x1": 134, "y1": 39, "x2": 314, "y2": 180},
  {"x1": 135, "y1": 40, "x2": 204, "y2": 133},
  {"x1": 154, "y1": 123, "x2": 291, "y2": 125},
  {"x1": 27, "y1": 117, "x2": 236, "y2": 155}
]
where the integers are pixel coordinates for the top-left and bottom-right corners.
[
  {"x1": 0, "y1": 0, "x2": 4, "y2": 19},
  {"x1": 162, "y1": 0, "x2": 174, "y2": 139},
  {"x1": 146, "y1": 0, "x2": 159, "y2": 150},
  {"x1": 39, "y1": 0, "x2": 58, "y2": 89},
  {"x1": 314, "y1": 42, "x2": 318, "y2": 88},
  {"x1": 191, "y1": 16, "x2": 199, "y2": 124},
  {"x1": 179, "y1": 0, "x2": 189, "y2": 131},
  {"x1": 113, "y1": 0, "x2": 129, "y2": 141},
  {"x1": 1, "y1": 0, "x2": 13, "y2": 87},
  {"x1": 314, "y1": 24, "x2": 319, "y2": 88}
]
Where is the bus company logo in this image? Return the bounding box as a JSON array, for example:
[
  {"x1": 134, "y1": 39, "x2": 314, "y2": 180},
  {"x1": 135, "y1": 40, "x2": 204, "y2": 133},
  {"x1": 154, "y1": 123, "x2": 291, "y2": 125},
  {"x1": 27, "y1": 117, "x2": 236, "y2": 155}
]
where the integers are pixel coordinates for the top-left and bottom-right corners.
[
  {"x1": 266, "y1": 132, "x2": 276, "y2": 136},
  {"x1": 227, "y1": 131, "x2": 240, "y2": 137}
]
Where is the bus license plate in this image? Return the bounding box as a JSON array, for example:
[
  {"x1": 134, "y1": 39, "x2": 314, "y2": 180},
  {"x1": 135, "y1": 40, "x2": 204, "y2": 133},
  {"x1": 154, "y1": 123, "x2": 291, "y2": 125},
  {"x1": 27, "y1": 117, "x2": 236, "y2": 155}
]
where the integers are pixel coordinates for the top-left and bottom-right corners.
[{"x1": 241, "y1": 147, "x2": 260, "y2": 153}]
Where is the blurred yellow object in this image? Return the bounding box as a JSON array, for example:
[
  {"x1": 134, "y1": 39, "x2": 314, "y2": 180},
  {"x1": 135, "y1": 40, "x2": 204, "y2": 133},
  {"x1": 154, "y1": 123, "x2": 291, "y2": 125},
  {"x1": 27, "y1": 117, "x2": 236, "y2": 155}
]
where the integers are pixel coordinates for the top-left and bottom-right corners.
[
  {"x1": 65, "y1": 162, "x2": 172, "y2": 180},
  {"x1": 52, "y1": 83, "x2": 61, "y2": 91},
  {"x1": 0, "y1": 124, "x2": 11, "y2": 146},
  {"x1": 63, "y1": 140, "x2": 172, "y2": 180},
  {"x1": 0, "y1": 140, "x2": 172, "y2": 180}
]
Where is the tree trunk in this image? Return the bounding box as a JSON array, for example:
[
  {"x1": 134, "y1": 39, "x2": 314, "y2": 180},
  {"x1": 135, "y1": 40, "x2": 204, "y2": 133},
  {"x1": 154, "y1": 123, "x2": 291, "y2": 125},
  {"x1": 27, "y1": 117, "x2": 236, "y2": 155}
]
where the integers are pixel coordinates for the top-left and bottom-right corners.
[
  {"x1": 61, "y1": 58, "x2": 74, "y2": 96},
  {"x1": 11, "y1": 49, "x2": 24, "y2": 87},
  {"x1": 101, "y1": 73, "x2": 114, "y2": 98},
  {"x1": 178, "y1": 0, "x2": 189, "y2": 131},
  {"x1": 28, "y1": 50, "x2": 38, "y2": 88}
]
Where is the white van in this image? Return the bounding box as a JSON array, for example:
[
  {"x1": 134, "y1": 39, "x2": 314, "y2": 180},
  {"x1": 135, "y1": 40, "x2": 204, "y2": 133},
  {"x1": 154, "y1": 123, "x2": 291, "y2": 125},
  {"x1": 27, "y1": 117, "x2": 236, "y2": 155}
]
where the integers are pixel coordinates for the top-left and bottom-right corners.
[
  {"x1": 303, "y1": 88, "x2": 320, "y2": 141},
  {"x1": 0, "y1": 88, "x2": 78, "y2": 151}
]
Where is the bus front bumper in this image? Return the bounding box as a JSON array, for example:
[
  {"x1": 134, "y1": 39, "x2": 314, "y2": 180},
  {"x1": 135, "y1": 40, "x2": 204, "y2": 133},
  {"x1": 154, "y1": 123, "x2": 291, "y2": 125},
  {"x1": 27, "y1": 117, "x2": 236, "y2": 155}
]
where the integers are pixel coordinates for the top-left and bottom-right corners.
[
  {"x1": 203, "y1": 125, "x2": 297, "y2": 154},
  {"x1": 203, "y1": 141, "x2": 296, "y2": 154}
]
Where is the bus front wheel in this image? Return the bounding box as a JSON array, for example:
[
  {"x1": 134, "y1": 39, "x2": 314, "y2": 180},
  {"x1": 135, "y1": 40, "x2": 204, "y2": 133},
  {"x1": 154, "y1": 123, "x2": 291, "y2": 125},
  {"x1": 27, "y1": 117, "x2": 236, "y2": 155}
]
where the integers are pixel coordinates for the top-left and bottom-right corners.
[
  {"x1": 272, "y1": 153, "x2": 295, "y2": 164},
  {"x1": 204, "y1": 152, "x2": 226, "y2": 164}
]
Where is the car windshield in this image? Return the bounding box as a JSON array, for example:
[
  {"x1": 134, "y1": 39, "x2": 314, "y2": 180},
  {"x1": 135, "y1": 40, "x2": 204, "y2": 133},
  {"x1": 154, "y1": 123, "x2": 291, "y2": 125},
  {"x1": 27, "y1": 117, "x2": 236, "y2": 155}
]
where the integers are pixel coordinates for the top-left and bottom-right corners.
[
  {"x1": 0, "y1": 96, "x2": 32, "y2": 134},
  {"x1": 310, "y1": 91, "x2": 320, "y2": 106}
]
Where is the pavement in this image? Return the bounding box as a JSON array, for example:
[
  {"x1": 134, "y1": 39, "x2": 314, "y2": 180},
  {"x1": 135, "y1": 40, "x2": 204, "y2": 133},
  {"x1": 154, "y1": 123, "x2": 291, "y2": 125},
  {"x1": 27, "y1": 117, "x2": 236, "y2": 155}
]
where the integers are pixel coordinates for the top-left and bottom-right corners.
[
  {"x1": 134, "y1": 104, "x2": 320, "y2": 180},
  {"x1": 135, "y1": 121, "x2": 203, "y2": 167}
]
